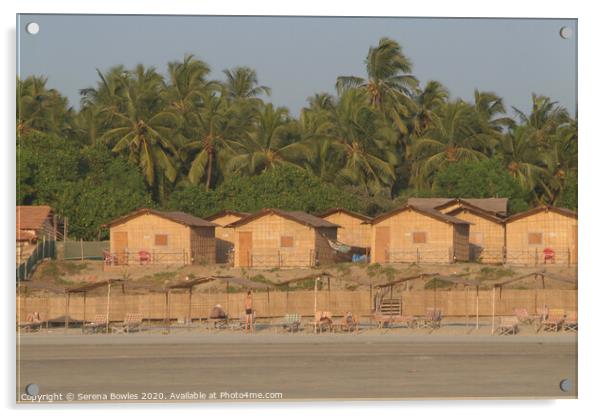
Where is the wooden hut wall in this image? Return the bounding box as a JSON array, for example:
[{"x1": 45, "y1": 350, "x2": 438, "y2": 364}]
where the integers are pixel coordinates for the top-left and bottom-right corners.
[
  {"x1": 371, "y1": 209, "x2": 455, "y2": 264},
  {"x1": 320, "y1": 212, "x2": 371, "y2": 248},
  {"x1": 233, "y1": 214, "x2": 317, "y2": 268},
  {"x1": 452, "y1": 210, "x2": 505, "y2": 263},
  {"x1": 314, "y1": 227, "x2": 338, "y2": 266},
  {"x1": 110, "y1": 213, "x2": 191, "y2": 264},
  {"x1": 190, "y1": 226, "x2": 216, "y2": 264},
  {"x1": 452, "y1": 224, "x2": 470, "y2": 262},
  {"x1": 212, "y1": 214, "x2": 245, "y2": 263},
  {"x1": 506, "y1": 211, "x2": 578, "y2": 265}
]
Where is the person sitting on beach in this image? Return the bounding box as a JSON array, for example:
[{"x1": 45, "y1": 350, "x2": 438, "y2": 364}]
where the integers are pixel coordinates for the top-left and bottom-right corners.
[{"x1": 209, "y1": 304, "x2": 227, "y2": 319}]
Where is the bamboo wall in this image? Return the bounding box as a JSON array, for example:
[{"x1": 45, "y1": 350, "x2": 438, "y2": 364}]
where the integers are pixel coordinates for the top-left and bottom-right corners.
[
  {"x1": 320, "y1": 212, "x2": 371, "y2": 248},
  {"x1": 232, "y1": 214, "x2": 317, "y2": 268},
  {"x1": 371, "y1": 209, "x2": 457, "y2": 264},
  {"x1": 110, "y1": 214, "x2": 192, "y2": 264},
  {"x1": 16, "y1": 289, "x2": 577, "y2": 322},
  {"x1": 190, "y1": 226, "x2": 216, "y2": 264},
  {"x1": 452, "y1": 210, "x2": 505, "y2": 263},
  {"x1": 453, "y1": 224, "x2": 470, "y2": 261},
  {"x1": 212, "y1": 214, "x2": 245, "y2": 263},
  {"x1": 314, "y1": 227, "x2": 338, "y2": 266},
  {"x1": 506, "y1": 211, "x2": 577, "y2": 265}
]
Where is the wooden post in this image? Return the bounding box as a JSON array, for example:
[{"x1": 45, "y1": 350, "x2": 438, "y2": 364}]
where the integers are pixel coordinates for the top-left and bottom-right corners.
[
  {"x1": 53, "y1": 214, "x2": 58, "y2": 240},
  {"x1": 464, "y1": 287, "x2": 468, "y2": 328},
  {"x1": 106, "y1": 282, "x2": 111, "y2": 333},
  {"x1": 166, "y1": 290, "x2": 171, "y2": 333},
  {"x1": 64, "y1": 217, "x2": 68, "y2": 242},
  {"x1": 82, "y1": 292, "x2": 87, "y2": 333},
  {"x1": 490, "y1": 286, "x2": 496, "y2": 335},
  {"x1": 226, "y1": 281, "x2": 230, "y2": 317},
  {"x1": 64, "y1": 293, "x2": 70, "y2": 332},
  {"x1": 476, "y1": 286, "x2": 480, "y2": 329},
  {"x1": 327, "y1": 277, "x2": 331, "y2": 311},
  {"x1": 188, "y1": 288, "x2": 193, "y2": 325},
  {"x1": 80, "y1": 239, "x2": 84, "y2": 261}
]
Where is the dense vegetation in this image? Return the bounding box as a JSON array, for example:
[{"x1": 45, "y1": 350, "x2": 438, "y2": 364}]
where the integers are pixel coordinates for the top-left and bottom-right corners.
[{"x1": 17, "y1": 38, "x2": 577, "y2": 239}]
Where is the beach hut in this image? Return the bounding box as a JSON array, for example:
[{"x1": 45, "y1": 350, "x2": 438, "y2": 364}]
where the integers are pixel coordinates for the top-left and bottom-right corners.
[
  {"x1": 205, "y1": 210, "x2": 250, "y2": 264},
  {"x1": 367, "y1": 205, "x2": 471, "y2": 264},
  {"x1": 226, "y1": 208, "x2": 339, "y2": 268},
  {"x1": 444, "y1": 201, "x2": 506, "y2": 263},
  {"x1": 505, "y1": 206, "x2": 578, "y2": 265},
  {"x1": 317, "y1": 208, "x2": 372, "y2": 250},
  {"x1": 105, "y1": 208, "x2": 217, "y2": 265},
  {"x1": 408, "y1": 197, "x2": 509, "y2": 218}
]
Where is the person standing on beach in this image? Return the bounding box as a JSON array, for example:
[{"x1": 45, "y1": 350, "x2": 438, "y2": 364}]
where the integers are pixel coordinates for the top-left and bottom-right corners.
[{"x1": 244, "y1": 290, "x2": 253, "y2": 333}]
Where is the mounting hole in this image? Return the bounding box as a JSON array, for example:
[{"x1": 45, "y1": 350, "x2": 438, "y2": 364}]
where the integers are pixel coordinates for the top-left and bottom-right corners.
[
  {"x1": 25, "y1": 383, "x2": 39, "y2": 396},
  {"x1": 559, "y1": 26, "x2": 572, "y2": 39},
  {"x1": 26, "y1": 22, "x2": 40, "y2": 35},
  {"x1": 559, "y1": 378, "x2": 573, "y2": 392}
]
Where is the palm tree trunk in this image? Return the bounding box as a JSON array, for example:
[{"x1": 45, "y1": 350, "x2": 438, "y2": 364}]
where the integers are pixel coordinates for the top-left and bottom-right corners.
[{"x1": 205, "y1": 150, "x2": 214, "y2": 191}]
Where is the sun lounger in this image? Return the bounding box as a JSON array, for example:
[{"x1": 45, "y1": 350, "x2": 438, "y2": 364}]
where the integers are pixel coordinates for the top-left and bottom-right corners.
[
  {"x1": 332, "y1": 313, "x2": 360, "y2": 333},
  {"x1": 311, "y1": 311, "x2": 333, "y2": 333},
  {"x1": 496, "y1": 316, "x2": 519, "y2": 335},
  {"x1": 541, "y1": 308, "x2": 565, "y2": 332},
  {"x1": 282, "y1": 313, "x2": 302, "y2": 332},
  {"x1": 563, "y1": 310, "x2": 577, "y2": 332},
  {"x1": 18, "y1": 312, "x2": 43, "y2": 333},
  {"x1": 111, "y1": 313, "x2": 144, "y2": 334},
  {"x1": 373, "y1": 298, "x2": 403, "y2": 328},
  {"x1": 83, "y1": 314, "x2": 108, "y2": 334},
  {"x1": 418, "y1": 308, "x2": 442, "y2": 329},
  {"x1": 513, "y1": 308, "x2": 539, "y2": 325}
]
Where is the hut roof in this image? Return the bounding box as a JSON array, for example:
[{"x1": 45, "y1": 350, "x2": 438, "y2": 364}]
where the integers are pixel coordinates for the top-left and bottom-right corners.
[
  {"x1": 504, "y1": 205, "x2": 578, "y2": 223},
  {"x1": 204, "y1": 210, "x2": 250, "y2": 222},
  {"x1": 493, "y1": 270, "x2": 577, "y2": 288},
  {"x1": 373, "y1": 272, "x2": 475, "y2": 288},
  {"x1": 65, "y1": 278, "x2": 125, "y2": 294},
  {"x1": 166, "y1": 275, "x2": 273, "y2": 290},
  {"x1": 408, "y1": 197, "x2": 508, "y2": 217},
  {"x1": 225, "y1": 208, "x2": 339, "y2": 229},
  {"x1": 446, "y1": 203, "x2": 506, "y2": 224},
  {"x1": 277, "y1": 271, "x2": 335, "y2": 286},
  {"x1": 104, "y1": 208, "x2": 217, "y2": 228},
  {"x1": 16, "y1": 205, "x2": 53, "y2": 231},
  {"x1": 316, "y1": 207, "x2": 372, "y2": 222},
  {"x1": 367, "y1": 205, "x2": 471, "y2": 226}
]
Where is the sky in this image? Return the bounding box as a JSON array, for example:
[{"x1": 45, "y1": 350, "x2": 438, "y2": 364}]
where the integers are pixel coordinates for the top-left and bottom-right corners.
[{"x1": 17, "y1": 15, "x2": 577, "y2": 117}]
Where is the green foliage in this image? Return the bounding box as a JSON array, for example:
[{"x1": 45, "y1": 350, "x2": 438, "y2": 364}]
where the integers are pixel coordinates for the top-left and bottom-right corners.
[
  {"x1": 17, "y1": 40, "x2": 577, "y2": 236},
  {"x1": 432, "y1": 159, "x2": 530, "y2": 214},
  {"x1": 424, "y1": 278, "x2": 454, "y2": 289},
  {"x1": 168, "y1": 166, "x2": 365, "y2": 217}
]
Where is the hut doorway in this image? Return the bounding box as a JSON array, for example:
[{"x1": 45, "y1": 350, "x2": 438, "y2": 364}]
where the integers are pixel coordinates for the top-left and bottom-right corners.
[
  {"x1": 238, "y1": 231, "x2": 253, "y2": 267},
  {"x1": 113, "y1": 231, "x2": 128, "y2": 264},
  {"x1": 375, "y1": 226, "x2": 390, "y2": 263}
]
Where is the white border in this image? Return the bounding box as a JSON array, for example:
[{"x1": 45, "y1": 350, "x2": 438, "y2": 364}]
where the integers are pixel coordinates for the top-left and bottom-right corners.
[{"x1": 2, "y1": 1, "x2": 599, "y2": 417}]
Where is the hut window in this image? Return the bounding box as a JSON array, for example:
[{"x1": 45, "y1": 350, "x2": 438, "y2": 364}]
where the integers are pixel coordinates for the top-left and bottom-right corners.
[
  {"x1": 412, "y1": 232, "x2": 427, "y2": 244},
  {"x1": 155, "y1": 234, "x2": 168, "y2": 246},
  {"x1": 528, "y1": 232, "x2": 543, "y2": 245},
  {"x1": 281, "y1": 236, "x2": 294, "y2": 247}
]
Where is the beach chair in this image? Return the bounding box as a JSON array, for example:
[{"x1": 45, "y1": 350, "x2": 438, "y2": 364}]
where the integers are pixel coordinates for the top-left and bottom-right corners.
[
  {"x1": 513, "y1": 308, "x2": 539, "y2": 325},
  {"x1": 332, "y1": 313, "x2": 360, "y2": 333},
  {"x1": 138, "y1": 250, "x2": 151, "y2": 265},
  {"x1": 311, "y1": 311, "x2": 333, "y2": 333},
  {"x1": 563, "y1": 310, "x2": 578, "y2": 332},
  {"x1": 541, "y1": 308, "x2": 565, "y2": 332},
  {"x1": 18, "y1": 312, "x2": 43, "y2": 333},
  {"x1": 496, "y1": 316, "x2": 519, "y2": 335},
  {"x1": 373, "y1": 298, "x2": 402, "y2": 328},
  {"x1": 543, "y1": 248, "x2": 555, "y2": 264},
  {"x1": 83, "y1": 314, "x2": 108, "y2": 334},
  {"x1": 282, "y1": 314, "x2": 302, "y2": 333},
  {"x1": 232, "y1": 311, "x2": 256, "y2": 330},
  {"x1": 421, "y1": 308, "x2": 442, "y2": 329},
  {"x1": 111, "y1": 313, "x2": 144, "y2": 334}
]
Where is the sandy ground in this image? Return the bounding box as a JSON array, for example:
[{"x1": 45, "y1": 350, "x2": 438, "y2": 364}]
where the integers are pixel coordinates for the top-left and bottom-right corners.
[{"x1": 16, "y1": 328, "x2": 577, "y2": 402}]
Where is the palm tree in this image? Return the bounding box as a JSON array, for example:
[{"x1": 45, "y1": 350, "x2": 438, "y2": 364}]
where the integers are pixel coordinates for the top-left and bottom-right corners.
[
  {"x1": 17, "y1": 76, "x2": 74, "y2": 139},
  {"x1": 336, "y1": 37, "x2": 418, "y2": 114},
  {"x1": 227, "y1": 104, "x2": 310, "y2": 175},
  {"x1": 410, "y1": 80, "x2": 448, "y2": 137},
  {"x1": 498, "y1": 125, "x2": 546, "y2": 192},
  {"x1": 513, "y1": 94, "x2": 570, "y2": 146},
  {"x1": 100, "y1": 64, "x2": 178, "y2": 202},
  {"x1": 223, "y1": 67, "x2": 271, "y2": 100},
  {"x1": 180, "y1": 88, "x2": 241, "y2": 189},
  {"x1": 163, "y1": 55, "x2": 212, "y2": 117},
  {"x1": 326, "y1": 89, "x2": 398, "y2": 196},
  {"x1": 409, "y1": 100, "x2": 494, "y2": 187}
]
